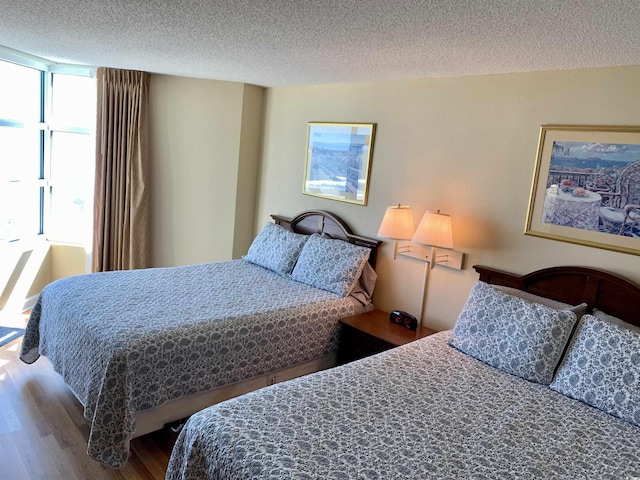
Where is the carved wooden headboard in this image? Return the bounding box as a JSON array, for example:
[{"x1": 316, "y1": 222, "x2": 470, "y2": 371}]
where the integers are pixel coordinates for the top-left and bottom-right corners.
[
  {"x1": 272, "y1": 210, "x2": 382, "y2": 269},
  {"x1": 474, "y1": 264, "x2": 640, "y2": 326}
]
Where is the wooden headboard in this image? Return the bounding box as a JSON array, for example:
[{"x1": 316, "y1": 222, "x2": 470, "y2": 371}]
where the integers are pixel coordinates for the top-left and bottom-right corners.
[
  {"x1": 272, "y1": 210, "x2": 382, "y2": 269},
  {"x1": 474, "y1": 265, "x2": 640, "y2": 327}
]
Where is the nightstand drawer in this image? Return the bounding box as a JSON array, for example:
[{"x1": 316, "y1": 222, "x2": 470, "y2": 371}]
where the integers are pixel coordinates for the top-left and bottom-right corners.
[
  {"x1": 338, "y1": 310, "x2": 437, "y2": 364},
  {"x1": 340, "y1": 324, "x2": 394, "y2": 362}
]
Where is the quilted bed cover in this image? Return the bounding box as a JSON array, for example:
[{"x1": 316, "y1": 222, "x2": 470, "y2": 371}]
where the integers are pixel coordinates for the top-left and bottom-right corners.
[
  {"x1": 167, "y1": 332, "x2": 640, "y2": 480},
  {"x1": 20, "y1": 260, "x2": 365, "y2": 468}
]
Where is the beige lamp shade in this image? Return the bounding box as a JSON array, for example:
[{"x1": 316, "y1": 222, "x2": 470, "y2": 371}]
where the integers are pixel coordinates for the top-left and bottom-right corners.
[
  {"x1": 377, "y1": 205, "x2": 415, "y2": 240},
  {"x1": 412, "y1": 211, "x2": 453, "y2": 249}
]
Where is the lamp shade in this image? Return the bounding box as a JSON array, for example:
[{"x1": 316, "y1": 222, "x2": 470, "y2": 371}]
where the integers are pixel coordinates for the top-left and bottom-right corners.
[
  {"x1": 377, "y1": 205, "x2": 415, "y2": 240},
  {"x1": 411, "y1": 211, "x2": 453, "y2": 249}
]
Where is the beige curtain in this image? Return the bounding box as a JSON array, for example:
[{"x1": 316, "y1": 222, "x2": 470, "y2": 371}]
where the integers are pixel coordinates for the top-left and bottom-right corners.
[{"x1": 93, "y1": 68, "x2": 150, "y2": 272}]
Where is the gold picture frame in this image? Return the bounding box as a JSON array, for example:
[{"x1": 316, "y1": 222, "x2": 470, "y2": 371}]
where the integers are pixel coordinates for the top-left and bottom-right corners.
[
  {"x1": 525, "y1": 124, "x2": 640, "y2": 255},
  {"x1": 302, "y1": 122, "x2": 376, "y2": 206}
]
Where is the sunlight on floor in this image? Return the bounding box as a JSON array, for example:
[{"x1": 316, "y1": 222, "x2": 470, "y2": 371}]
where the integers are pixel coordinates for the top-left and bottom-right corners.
[
  {"x1": 0, "y1": 312, "x2": 27, "y2": 329},
  {"x1": 1, "y1": 340, "x2": 20, "y2": 368},
  {"x1": 0, "y1": 312, "x2": 26, "y2": 369},
  {"x1": 0, "y1": 310, "x2": 30, "y2": 328}
]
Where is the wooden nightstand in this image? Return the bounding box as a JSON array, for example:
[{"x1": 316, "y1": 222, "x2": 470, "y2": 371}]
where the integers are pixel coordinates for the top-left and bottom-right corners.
[{"x1": 338, "y1": 309, "x2": 437, "y2": 364}]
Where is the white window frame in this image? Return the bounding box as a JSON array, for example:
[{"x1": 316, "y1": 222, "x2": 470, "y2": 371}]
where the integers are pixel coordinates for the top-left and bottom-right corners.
[{"x1": 0, "y1": 45, "x2": 96, "y2": 244}]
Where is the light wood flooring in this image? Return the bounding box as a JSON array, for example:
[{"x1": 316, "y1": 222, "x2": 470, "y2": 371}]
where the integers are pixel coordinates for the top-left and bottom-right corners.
[{"x1": 0, "y1": 313, "x2": 177, "y2": 479}]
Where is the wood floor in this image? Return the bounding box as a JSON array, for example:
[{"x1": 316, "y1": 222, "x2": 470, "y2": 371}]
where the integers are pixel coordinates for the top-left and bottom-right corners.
[{"x1": 0, "y1": 313, "x2": 178, "y2": 479}]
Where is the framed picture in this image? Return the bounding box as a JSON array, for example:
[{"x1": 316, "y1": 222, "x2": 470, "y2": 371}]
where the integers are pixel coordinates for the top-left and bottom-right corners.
[
  {"x1": 302, "y1": 122, "x2": 376, "y2": 206},
  {"x1": 525, "y1": 124, "x2": 640, "y2": 256}
]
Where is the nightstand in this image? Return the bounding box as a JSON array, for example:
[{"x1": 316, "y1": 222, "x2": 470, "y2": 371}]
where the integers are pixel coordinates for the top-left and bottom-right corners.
[{"x1": 338, "y1": 309, "x2": 437, "y2": 364}]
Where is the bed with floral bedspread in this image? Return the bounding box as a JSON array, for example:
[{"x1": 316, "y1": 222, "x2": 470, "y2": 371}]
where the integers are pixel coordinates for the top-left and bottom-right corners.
[
  {"x1": 20, "y1": 209, "x2": 381, "y2": 468},
  {"x1": 167, "y1": 330, "x2": 640, "y2": 480},
  {"x1": 167, "y1": 265, "x2": 640, "y2": 480},
  {"x1": 20, "y1": 260, "x2": 368, "y2": 467}
]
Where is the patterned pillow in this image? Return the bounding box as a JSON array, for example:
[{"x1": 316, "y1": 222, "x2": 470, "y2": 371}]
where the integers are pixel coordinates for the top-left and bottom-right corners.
[
  {"x1": 290, "y1": 234, "x2": 371, "y2": 296},
  {"x1": 243, "y1": 222, "x2": 308, "y2": 275},
  {"x1": 550, "y1": 314, "x2": 640, "y2": 427},
  {"x1": 494, "y1": 285, "x2": 588, "y2": 318},
  {"x1": 448, "y1": 281, "x2": 577, "y2": 384}
]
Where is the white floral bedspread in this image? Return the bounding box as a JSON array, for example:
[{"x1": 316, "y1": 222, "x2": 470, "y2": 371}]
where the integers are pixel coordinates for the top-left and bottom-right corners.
[
  {"x1": 20, "y1": 260, "x2": 363, "y2": 468},
  {"x1": 167, "y1": 332, "x2": 640, "y2": 480}
]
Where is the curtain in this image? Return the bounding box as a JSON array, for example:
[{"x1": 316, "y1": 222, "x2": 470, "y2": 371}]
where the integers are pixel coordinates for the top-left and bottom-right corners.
[{"x1": 93, "y1": 68, "x2": 150, "y2": 272}]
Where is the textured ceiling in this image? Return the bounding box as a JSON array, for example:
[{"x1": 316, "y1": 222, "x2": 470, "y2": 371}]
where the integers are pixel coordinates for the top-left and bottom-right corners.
[{"x1": 1, "y1": 1, "x2": 640, "y2": 87}]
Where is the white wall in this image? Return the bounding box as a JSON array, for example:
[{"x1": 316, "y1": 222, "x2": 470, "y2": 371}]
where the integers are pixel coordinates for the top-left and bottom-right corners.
[
  {"x1": 149, "y1": 75, "x2": 264, "y2": 267},
  {"x1": 255, "y1": 66, "x2": 640, "y2": 330}
]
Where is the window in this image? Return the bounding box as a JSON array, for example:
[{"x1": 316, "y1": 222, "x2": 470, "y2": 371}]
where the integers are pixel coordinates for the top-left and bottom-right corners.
[
  {"x1": 48, "y1": 72, "x2": 96, "y2": 243},
  {"x1": 0, "y1": 53, "x2": 95, "y2": 245}
]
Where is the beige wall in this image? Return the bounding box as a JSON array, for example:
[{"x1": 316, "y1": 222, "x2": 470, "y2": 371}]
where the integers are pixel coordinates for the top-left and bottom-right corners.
[
  {"x1": 26, "y1": 247, "x2": 51, "y2": 298},
  {"x1": 1, "y1": 242, "x2": 46, "y2": 308},
  {"x1": 2, "y1": 242, "x2": 86, "y2": 312},
  {"x1": 27, "y1": 244, "x2": 87, "y2": 297},
  {"x1": 255, "y1": 66, "x2": 640, "y2": 331},
  {"x1": 50, "y1": 244, "x2": 88, "y2": 281},
  {"x1": 149, "y1": 75, "x2": 264, "y2": 267},
  {"x1": 232, "y1": 84, "x2": 264, "y2": 259}
]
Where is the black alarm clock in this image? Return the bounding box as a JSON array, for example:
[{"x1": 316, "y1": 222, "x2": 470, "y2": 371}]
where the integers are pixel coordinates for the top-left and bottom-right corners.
[{"x1": 389, "y1": 310, "x2": 418, "y2": 330}]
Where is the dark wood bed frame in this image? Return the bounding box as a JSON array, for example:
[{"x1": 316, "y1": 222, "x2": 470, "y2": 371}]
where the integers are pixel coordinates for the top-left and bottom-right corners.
[
  {"x1": 272, "y1": 210, "x2": 382, "y2": 268},
  {"x1": 474, "y1": 264, "x2": 640, "y2": 327}
]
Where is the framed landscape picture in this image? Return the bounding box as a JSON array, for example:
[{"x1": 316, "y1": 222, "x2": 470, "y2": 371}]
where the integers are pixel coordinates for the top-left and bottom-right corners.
[
  {"x1": 525, "y1": 124, "x2": 640, "y2": 255},
  {"x1": 302, "y1": 122, "x2": 376, "y2": 206}
]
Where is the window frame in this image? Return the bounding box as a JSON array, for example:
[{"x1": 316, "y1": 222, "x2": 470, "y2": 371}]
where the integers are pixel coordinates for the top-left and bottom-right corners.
[{"x1": 0, "y1": 46, "x2": 95, "y2": 244}]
